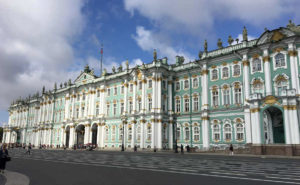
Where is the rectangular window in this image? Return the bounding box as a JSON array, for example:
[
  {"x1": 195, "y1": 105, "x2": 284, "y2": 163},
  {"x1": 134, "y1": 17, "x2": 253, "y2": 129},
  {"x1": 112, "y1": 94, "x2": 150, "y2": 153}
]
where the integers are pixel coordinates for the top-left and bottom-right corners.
[
  {"x1": 96, "y1": 105, "x2": 99, "y2": 116},
  {"x1": 97, "y1": 90, "x2": 100, "y2": 97},
  {"x1": 148, "y1": 98, "x2": 152, "y2": 111},
  {"x1": 138, "y1": 99, "x2": 142, "y2": 112},
  {"x1": 114, "y1": 87, "x2": 117, "y2": 95},
  {"x1": 107, "y1": 89, "x2": 111, "y2": 96},
  {"x1": 113, "y1": 103, "x2": 117, "y2": 115},
  {"x1": 234, "y1": 88, "x2": 242, "y2": 104},
  {"x1": 175, "y1": 82, "x2": 180, "y2": 91},
  {"x1": 139, "y1": 81, "x2": 142, "y2": 90},
  {"x1": 176, "y1": 99, "x2": 181, "y2": 113},
  {"x1": 106, "y1": 104, "x2": 110, "y2": 116},
  {"x1": 193, "y1": 97, "x2": 198, "y2": 111},
  {"x1": 223, "y1": 89, "x2": 230, "y2": 105},
  {"x1": 129, "y1": 101, "x2": 133, "y2": 113},
  {"x1": 184, "y1": 98, "x2": 189, "y2": 112},
  {"x1": 148, "y1": 80, "x2": 152, "y2": 88},
  {"x1": 121, "y1": 86, "x2": 124, "y2": 94},
  {"x1": 120, "y1": 103, "x2": 124, "y2": 114},
  {"x1": 212, "y1": 91, "x2": 219, "y2": 106},
  {"x1": 184, "y1": 80, "x2": 189, "y2": 89},
  {"x1": 130, "y1": 84, "x2": 133, "y2": 92}
]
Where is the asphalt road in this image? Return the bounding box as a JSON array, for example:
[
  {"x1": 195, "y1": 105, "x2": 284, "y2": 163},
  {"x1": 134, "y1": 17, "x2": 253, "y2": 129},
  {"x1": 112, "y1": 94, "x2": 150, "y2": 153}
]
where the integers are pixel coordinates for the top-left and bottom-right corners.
[{"x1": 5, "y1": 149, "x2": 300, "y2": 185}]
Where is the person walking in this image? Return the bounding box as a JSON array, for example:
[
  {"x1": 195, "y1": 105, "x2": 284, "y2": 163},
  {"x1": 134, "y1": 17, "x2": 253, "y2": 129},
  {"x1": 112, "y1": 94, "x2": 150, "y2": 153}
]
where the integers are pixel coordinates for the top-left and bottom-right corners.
[
  {"x1": 25, "y1": 144, "x2": 31, "y2": 155},
  {"x1": 229, "y1": 144, "x2": 234, "y2": 155},
  {"x1": 0, "y1": 144, "x2": 10, "y2": 173},
  {"x1": 180, "y1": 144, "x2": 184, "y2": 154},
  {"x1": 134, "y1": 145, "x2": 137, "y2": 152}
]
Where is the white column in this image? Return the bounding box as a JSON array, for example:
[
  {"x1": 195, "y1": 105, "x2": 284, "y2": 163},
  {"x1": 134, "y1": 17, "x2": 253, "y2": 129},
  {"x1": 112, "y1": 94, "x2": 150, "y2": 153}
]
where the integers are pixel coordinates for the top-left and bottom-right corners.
[
  {"x1": 289, "y1": 106, "x2": 300, "y2": 144},
  {"x1": 51, "y1": 101, "x2": 55, "y2": 123},
  {"x1": 263, "y1": 49, "x2": 272, "y2": 96},
  {"x1": 283, "y1": 107, "x2": 292, "y2": 144},
  {"x1": 250, "y1": 107, "x2": 262, "y2": 144},
  {"x1": 90, "y1": 88, "x2": 96, "y2": 117},
  {"x1": 201, "y1": 64, "x2": 210, "y2": 149},
  {"x1": 61, "y1": 127, "x2": 65, "y2": 146},
  {"x1": 288, "y1": 44, "x2": 299, "y2": 94},
  {"x1": 131, "y1": 123, "x2": 135, "y2": 147},
  {"x1": 201, "y1": 66, "x2": 208, "y2": 110},
  {"x1": 141, "y1": 74, "x2": 146, "y2": 114},
  {"x1": 124, "y1": 80, "x2": 128, "y2": 115},
  {"x1": 157, "y1": 74, "x2": 162, "y2": 113},
  {"x1": 100, "y1": 124, "x2": 105, "y2": 147},
  {"x1": 97, "y1": 124, "x2": 101, "y2": 147},
  {"x1": 244, "y1": 107, "x2": 252, "y2": 143},
  {"x1": 65, "y1": 94, "x2": 70, "y2": 120},
  {"x1": 151, "y1": 120, "x2": 155, "y2": 148},
  {"x1": 69, "y1": 126, "x2": 75, "y2": 147},
  {"x1": 242, "y1": 55, "x2": 250, "y2": 102},
  {"x1": 157, "y1": 120, "x2": 162, "y2": 149},
  {"x1": 152, "y1": 73, "x2": 156, "y2": 113},
  {"x1": 140, "y1": 120, "x2": 144, "y2": 148},
  {"x1": 133, "y1": 77, "x2": 137, "y2": 114},
  {"x1": 84, "y1": 91, "x2": 89, "y2": 118}
]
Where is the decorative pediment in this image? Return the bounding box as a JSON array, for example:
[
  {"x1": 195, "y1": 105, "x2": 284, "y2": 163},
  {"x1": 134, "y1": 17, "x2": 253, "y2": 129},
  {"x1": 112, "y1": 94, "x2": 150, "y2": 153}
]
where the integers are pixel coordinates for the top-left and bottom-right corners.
[
  {"x1": 74, "y1": 71, "x2": 96, "y2": 85},
  {"x1": 257, "y1": 28, "x2": 296, "y2": 45}
]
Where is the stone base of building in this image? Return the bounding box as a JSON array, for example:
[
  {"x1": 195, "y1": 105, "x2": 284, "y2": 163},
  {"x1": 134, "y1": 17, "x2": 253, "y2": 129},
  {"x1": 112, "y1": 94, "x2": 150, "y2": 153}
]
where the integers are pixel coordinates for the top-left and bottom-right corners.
[{"x1": 250, "y1": 144, "x2": 300, "y2": 156}]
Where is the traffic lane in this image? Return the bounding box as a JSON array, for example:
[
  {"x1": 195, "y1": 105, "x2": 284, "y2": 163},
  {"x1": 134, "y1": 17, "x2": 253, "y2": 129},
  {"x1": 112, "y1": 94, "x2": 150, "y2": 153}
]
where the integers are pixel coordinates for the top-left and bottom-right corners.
[{"x1": 7, "y1": 158, "x2": 280, "y2": 185}]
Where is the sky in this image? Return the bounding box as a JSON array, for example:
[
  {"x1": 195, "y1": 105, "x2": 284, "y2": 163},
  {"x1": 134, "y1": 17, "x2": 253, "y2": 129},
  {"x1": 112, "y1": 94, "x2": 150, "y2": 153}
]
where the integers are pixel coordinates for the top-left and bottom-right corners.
[{"x1": 0, "y1": 0, "x2": 300, "y2": 125}]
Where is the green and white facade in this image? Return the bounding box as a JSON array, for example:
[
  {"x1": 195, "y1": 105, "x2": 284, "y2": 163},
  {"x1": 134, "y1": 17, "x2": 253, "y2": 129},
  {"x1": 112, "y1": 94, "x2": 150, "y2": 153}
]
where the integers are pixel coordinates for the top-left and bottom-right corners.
[{"x1": 3, "y1": 22, "x2": 300, "y2": 150}]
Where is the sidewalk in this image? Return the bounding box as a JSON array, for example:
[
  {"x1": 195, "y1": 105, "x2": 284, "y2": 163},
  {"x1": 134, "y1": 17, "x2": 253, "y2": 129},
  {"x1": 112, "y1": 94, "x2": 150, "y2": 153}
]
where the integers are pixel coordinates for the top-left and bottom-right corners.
[{"x1": 2, "y1": 171, "x2": 29, "y2": 185}]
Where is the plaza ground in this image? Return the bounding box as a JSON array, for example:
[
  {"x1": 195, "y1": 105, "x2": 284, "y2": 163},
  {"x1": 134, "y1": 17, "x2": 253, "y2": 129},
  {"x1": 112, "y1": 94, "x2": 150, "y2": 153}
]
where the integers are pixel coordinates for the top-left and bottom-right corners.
[{"x1": 5, "y1": 149, "x2": 300, "y2": 185}]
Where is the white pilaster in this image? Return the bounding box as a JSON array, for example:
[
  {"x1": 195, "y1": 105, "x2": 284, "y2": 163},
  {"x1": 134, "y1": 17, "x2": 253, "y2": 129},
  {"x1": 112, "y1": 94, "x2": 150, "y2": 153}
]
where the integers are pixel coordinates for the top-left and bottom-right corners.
[{"x1": 263, "y1": 49, "x2": 272, "y2": 96}]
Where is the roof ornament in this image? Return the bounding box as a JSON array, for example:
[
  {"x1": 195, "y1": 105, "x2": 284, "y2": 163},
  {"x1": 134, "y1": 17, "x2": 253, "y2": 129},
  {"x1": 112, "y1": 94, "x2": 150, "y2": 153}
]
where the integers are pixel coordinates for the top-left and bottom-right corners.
[
  {"x1": 228, "y1": 35, "x2": 234, "y2": 46},
  {"x1": 141, "y1": 62, "x2": 146, "y2": 69},
  {"x1": 42, "y1": 86, "x2": 45, "y2": 94},
  {"x1": 198, "y1": 50, "x2": 203, "y2": 59},
  {"x1": 84, "y1": 64, "x2": 91, "y2": 73},
  {"x1": 125, "y1": 59, "x2": 129, "y2": 70},
  {"x1": 54, "y1": 82, "x2": 57, "y2": 91},
  {"x1": 217, "y1": 38, "x2": 223, "y2": 49},
  {"x1": 118, "y1": 64, "x2": 123, "y2": 72},
  {"x1": 102, "y1": 68, "x2": 107, "y2": 76},
  {"x1": 60, "y1": 83, "x2": 63, "y2": 88},
  {"x1": 235, "y1": 38, "x2": 239, "y2": 44},
  {"x1": 112, "y1": 66, "x2": 116, "y2": 73},
  {"x1": 287, "y1": 20, "x2": 295, "y2": 28},
  {"x1": 64, "y1": 82, "x2": 67, "y2": 87},
  {"x1": 204, "y1": 40, "x2": 208, "y2": 52},
  {"x1": 243, "y1": 26, "x2": 248, "y2": 41},
  {"x1": 68, "y1": 79, "x2": 72, "y2": 86},
  {"x1": 153, "y1": 49, "x2": 157, "y2": 61}
]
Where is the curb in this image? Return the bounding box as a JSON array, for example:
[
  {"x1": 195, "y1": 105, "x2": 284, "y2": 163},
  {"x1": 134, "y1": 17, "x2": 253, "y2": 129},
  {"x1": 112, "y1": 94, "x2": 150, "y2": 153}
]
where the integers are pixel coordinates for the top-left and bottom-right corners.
[{"x1": 3, "y1": 171, "x2": 29, "y2": 185}]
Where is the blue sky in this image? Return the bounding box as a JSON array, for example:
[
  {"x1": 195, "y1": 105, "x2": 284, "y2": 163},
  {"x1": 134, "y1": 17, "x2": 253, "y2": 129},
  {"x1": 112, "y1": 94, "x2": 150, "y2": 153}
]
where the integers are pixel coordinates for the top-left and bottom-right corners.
[{"x1": 0, "y1": 0, "x2": 300, "y2": 125}]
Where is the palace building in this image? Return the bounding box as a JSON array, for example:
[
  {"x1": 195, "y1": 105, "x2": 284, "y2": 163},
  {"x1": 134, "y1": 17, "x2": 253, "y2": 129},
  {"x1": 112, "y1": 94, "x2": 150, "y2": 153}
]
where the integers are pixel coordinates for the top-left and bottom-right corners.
[{"x1": 3, "y1": 21, "x2": 300, "y2": 154}]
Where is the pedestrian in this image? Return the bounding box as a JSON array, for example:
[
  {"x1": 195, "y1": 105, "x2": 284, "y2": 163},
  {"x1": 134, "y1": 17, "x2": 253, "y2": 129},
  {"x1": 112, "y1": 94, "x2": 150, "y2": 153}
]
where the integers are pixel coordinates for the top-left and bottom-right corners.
[
  {"x1": 187, "y1": 145, "x2": 190, "y2": 153},
  {"x1": 180, "y1": 144, "x2": 184, "y2": 154},
  {"x1": 0, "y1": 144, "x2": 10, "y2": 174},
  {"x1": 175, "y1": 145, "x2": 178, "y2": 153},
  {"x1": 229, "y1": 144, "x2": 234, "y2": 155},
  {"x1": 121, "y1": 144, "x2": 124, "y2": 151},
  {"x1": 134, "y1": 145, "x2": 137, "y2": 152},
  {"x1": 154, "y1": 146, "x2": 157, "y2": 152},
  {"x1": 25, "y1": 144, "x2": 31, "y2": 155}
]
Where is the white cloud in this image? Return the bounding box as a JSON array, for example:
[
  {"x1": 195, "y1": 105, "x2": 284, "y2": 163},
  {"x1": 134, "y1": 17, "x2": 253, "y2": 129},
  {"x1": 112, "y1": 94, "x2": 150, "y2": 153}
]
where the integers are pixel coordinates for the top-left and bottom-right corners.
[
  {"x1": 133, "y1": 26, "x2": 194, "y2": 63},
  {"x1": 125, "y1": 0, "x2": 300, "y2": 32},
  {"x1": 0, "y1": 0, "x2": 85, "y2": 111}
]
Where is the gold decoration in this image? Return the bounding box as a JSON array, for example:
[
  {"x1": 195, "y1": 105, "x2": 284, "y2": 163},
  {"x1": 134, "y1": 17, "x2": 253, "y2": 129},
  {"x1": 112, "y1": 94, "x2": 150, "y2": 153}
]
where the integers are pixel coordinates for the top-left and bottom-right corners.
[
  {"x1": 133, "y1": 81, "x2": 137, "y2": 85},
  {"x1": 263, "y1": 56, "x2": 270, "y2": 62},
  {"x1": 201, "y1": 116, "x2": 209, "y2": 120},
  {"x1": 252, "y1": 54, "x2": 260, "y2": 59},
  {"x1": 242, "y1": 60, "x2": 249, "y2": 66},
  {"x1": 233, "y1": 61, "x2": 239, "y2": 64},
  {"x1": 283, "y1": 105, "x2": 297, "y2": 110},
  {"x1": 222, "y1": 62, "x2": 227, "y2": 66},
  {"x1": 288, "y1": 50, "x2": 298, "y2": 56},
  {"x1": 271, "y1": 31, "x2": 285, "y2": 42},
  {"x1": 201, "y1": 69, "x2": 209, "y2": 75},
  {"x1": 275, "y1": 75, "x2": 287, "y2": 83},
  {"x1": 253, "y1": 79, "x2": 263, "y2": 86},
  {"x1": 250, "y1": 108, "x2": 260, "y2": 113},
  {"x1": 211, "y1": 65, "x2": 217, "y2": 69},
  {"x1": 124, "y1": 83, "x2": 128, "y2": 87},
  {"x1": 273, "y1": 47, "x2": 283, "y2": 53}
]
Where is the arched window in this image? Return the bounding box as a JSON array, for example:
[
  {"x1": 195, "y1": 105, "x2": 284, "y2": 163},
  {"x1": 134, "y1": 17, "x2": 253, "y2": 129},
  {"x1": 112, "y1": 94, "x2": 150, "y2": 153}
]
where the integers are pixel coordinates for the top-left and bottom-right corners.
[
  {"x1": 130, "y1": 84, "x2": 133, "y2": 92},
  {"x1": 275, "y1": 53, "x2": 285, "y2": 68},
  {"x1": 212, "y1": 69, "x2": 218, "y2": 80},
  {"x1": 234, "y1": 84, "x2": 242, "y2": 104},
  {"x1": 128, "y1": 127, "x2": 132, "y2": 140},
  {"x1": 184, "y1": 127, "x2": 190, "y2": 140},
  {"x1": 193, "y1": 127, "x2": 200, "y2": 141},
  {"x1": 82, "y1": 93, "x2": 86, "y2": 100},
  {"x1": 114, "y1": 87, "x2": 117, "y2": 95},
  {"x1": 222, "y1": 67, "x2": 229, "y2": 78},
  {"x1": 193, "y1": 78, "x2": 198, "y2": 88},
  {"x1": 224, "y1": 123, "x2": 232, "y2": 140},
  {"x1": 137, "y1": 126, "x2": 141, "y2": 141},
  {"x1": 252, "y1": 58, "x2": 262, "y2": 72},
  {"x1": 147, "y1": 125, "x2": 152, "y2": 140},
  {"x1": 223, "y1": 88, "x2": 230, "y2": 105},
  {"x1": 213, "y1": 124, "x2": 220, "y2": 140},
  {"x1": 236, "y1": 123, "x2": 244, "y2": 140},
  {"x1": 184, "y1": 80, "x2": 189, "y2": 89},
  {"x1": 176, "y1": 127, "x2": 181, "y2": 140},
  {"x1": 139, "y1": 81, "x2": 142, "y2": 90},
  {"x1": 277, "y1": 79, "x2": 288, "y2": 95},
  {"x1": 148, "y1": 98, "x2": 152, "y2": 111}
]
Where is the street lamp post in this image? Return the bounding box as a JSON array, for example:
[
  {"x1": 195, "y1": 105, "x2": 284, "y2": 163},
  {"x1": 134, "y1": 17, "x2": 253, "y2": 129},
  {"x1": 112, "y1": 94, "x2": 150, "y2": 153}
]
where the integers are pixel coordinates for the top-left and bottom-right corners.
[
  {"x1": 173, "y1": 121, "x2": 178, "y2": 153},
  {"x1": 121, "y1": 115, "x2": 127, "y2": 151}
]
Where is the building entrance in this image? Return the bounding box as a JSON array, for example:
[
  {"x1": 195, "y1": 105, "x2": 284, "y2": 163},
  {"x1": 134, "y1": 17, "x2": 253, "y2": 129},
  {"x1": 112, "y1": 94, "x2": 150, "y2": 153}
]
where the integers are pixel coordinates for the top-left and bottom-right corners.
[{"x1": 263, "y1": 107, "x2": 285, "y2": 144}]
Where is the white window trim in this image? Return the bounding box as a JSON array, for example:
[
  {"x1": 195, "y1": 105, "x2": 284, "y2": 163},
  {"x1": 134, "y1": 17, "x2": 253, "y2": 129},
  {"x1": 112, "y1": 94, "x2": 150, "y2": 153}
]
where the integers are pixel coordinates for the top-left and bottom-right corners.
[
  {"x1": 192, "y1": 77, "x2": 199, "y2": 89},
  {"x1": 175, "y1": 81, "x2": 181, "y2": 91},
  {"x1": 211, "y1": 122, "x2": 221, "y2": 141},
  {"x1": 271, "y1": 51, "x2": 288, "y2": 71},
  {"x1": 210, "y1": 68, "x2": 219, "y2": 81},
  {"x1": 223, "y1": 120, "x2": 232, "y2": 141},
  {"x1": 273, "y1": 73, "x2": 290, "y2": 96},
  {"x1": 234, "y1": 120, "x2": 245, "y2": 141},
  {"x1": 231, "y1": 82, "x2": 243, "y2": 105},
  {"x1": 210, "y1": 86, "x2": 220, "y2": 107},
  {"x1": 221, "y1": 84, "x2": 231, "y2": 106},
  {"x1": 221, "y1": 66, "x2": 230, "y2": 79},
  {"x1": 250, "y1": 57, "x2": 264, "y2": 74},
  {"x1": 183, "y1": 79, "x2": 190, "y2": 90},
  {"x1": 232, "y1": 63, "x2": 241, "y2": 77},
  {"x1": 250, "y1": 77, "x2": 265, "y2": 95}
]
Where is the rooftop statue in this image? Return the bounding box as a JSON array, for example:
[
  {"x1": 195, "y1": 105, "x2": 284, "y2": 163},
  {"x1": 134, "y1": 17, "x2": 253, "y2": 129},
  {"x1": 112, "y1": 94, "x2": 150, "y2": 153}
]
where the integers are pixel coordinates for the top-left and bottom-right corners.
[
  {"x1": 60, "y1": 83, "x2": 63, "y2": 88},
  {"x1": 141, "y1": 62, "x2": 146, "y2": 69},
  {"x1": 42, "y1": 86, "x2": 45, "y2": 94},
  {"x1": 204, "y1": 40, "x2": 208, "y2": 52},
  {"x1": 287, "y1": 20, "x2": 300, "y2": 35},
  {"x1": 243, "y1": 26, "x2": 248, "y2": 41},
  {"x1": 198, "y1": 50, "x2": 203, "y2": 59},
  {"x1": 102, "y1": 68, "x2": 107, "y2": 76},
  {"x1": 64, "y1": 82, "x2": 67, "y2": 87},
  {"x1": 235, "y1": 38, "x2": 239, "y2": 44},
  {"x1": 54, "y1": 82, "x2": 57, "y2": 91},
  {"x1": 118, "y1": 64, "x2": 123, "y2": 72},
  {"x1": 112, "y1": 66, "x2": 116, "y2": 73},
  {"x1": 68, "y1": 79, "x2": 72, "y2": 86},
  {"x1": 217, "y1": 38, "x2": 223, "y2": 49},
  {"x1": 125, "y1": 60, "x2": 129, "y2": 70},
  {"x1": 153, "y1": 49, "x2": 157, "y2": 61},
  {"x1": 84, "y1": 64, "x2": 91, "y2": 73},
  {"x1": 228, "y1": 35, "x2": 234, "y2": 46}
]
